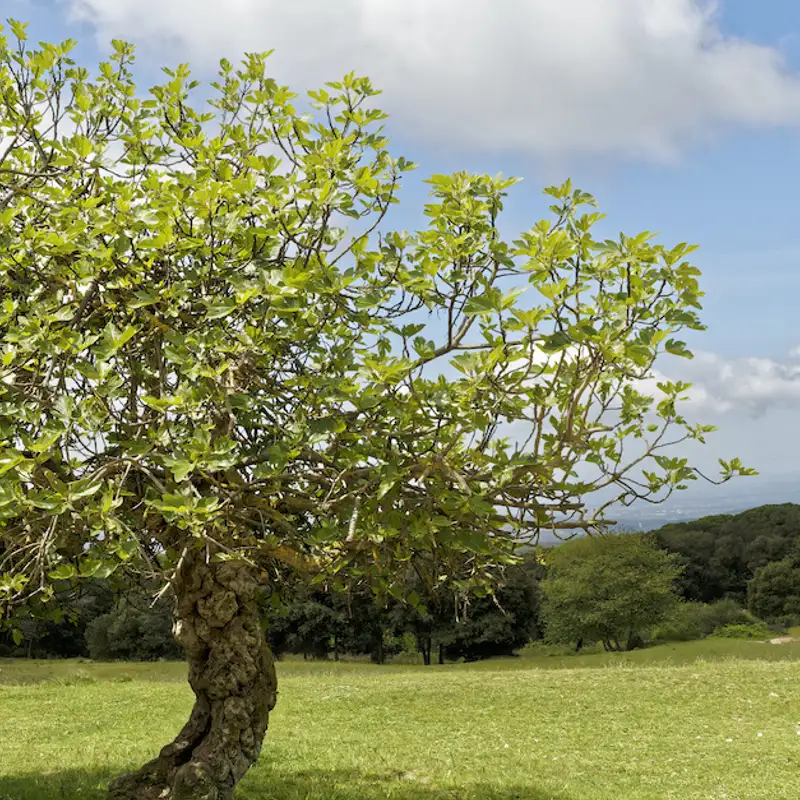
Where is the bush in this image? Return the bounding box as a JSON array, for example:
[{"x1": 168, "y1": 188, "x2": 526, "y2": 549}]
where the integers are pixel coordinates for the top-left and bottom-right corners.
[
  {"x1": 85, "y1": 598, "x2": 182, "y2": 661},
  {"x1": 768, "y1": 615, "x2": 800, "y2": 631},
  {"x1": 444, "y1": 568, "x2": 541, "y2": 662},
  {"x1": 653, "y1": 599, "x2": 757, "y2": 642},
  {"x1": 709, "y1": 622, "x2": 773, "y2": 640}
]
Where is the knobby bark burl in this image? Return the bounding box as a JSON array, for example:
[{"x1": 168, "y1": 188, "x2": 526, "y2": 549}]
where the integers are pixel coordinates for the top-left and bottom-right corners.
[{"x1": 109, "y1": 551, "x2": 277, "y2": 800}]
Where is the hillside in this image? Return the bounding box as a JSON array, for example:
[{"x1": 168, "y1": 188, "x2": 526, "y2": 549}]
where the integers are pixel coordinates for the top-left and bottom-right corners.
[{"x1": 651, "y1": 503, "x2": 800, "y2": 602}]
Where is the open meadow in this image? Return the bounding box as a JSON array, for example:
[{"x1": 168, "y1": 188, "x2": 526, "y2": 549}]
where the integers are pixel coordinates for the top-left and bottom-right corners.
[{"x1": 3, "y1": 641, "x2": 800, "y2": 800}]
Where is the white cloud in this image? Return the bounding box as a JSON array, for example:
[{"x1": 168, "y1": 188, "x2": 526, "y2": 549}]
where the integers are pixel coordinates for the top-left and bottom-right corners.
[
  {"x1": 65, "y1": 0, "x2": 800, "y2": 161},
  {"x1": 647, "y1": 351, "x2": 800, "y2": 417}
]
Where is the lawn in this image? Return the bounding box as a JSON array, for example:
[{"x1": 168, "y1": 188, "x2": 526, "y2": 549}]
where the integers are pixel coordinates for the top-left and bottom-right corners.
[{"x1": 2, "y1": 640, "x2": 800, "y2": 799}]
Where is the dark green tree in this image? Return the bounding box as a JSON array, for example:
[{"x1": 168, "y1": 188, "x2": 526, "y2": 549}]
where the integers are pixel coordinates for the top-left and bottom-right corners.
[
  {"x1": 86, "y1": 593, "x2": 183, "y2": 660},
  {"x1": 0, "y1": 578, "x2": 114, "y2": 657},
  {"x1": 443, "y1": 562, "x2": 542, "y2": 661},
  {"x1": 747, "y1": 558, "x2": 800, "y2": 622},
  {"x1": 653, "y1": 504, "x2": 800, "y2": 602},
  {"x1": 266, "y1": 585, "x2": 344, "y2": 661}
]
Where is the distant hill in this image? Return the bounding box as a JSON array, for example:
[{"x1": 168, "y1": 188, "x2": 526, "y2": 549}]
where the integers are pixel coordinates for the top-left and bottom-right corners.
[
  {"x1": 648, "y1": 503, "x2": 800, "y2": 603},
  {"x1": 608, "y1": 473, "x2": 800, "y2": 532}
]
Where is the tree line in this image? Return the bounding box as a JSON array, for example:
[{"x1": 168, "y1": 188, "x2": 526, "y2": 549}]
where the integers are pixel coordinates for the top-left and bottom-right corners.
[
  {"x1": 0, "y1": 560, "x2": 544, "y2": 663},
  {"x1": 6, "y1": 502, "x2": 800, "y2": 662}
]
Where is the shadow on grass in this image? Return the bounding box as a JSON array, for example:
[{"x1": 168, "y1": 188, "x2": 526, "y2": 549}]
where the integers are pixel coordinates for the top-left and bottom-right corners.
[{"x1": 0, "y1": 766, "x2": 571, "y2": 800}]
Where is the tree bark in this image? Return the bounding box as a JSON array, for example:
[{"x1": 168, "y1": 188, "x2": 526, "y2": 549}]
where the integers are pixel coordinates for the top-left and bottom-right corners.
[
  {"x1": 377, "y1": 635, "x2": 384, "y2": 665},
  {"x1": 108, "y1": 550, "x2": 277, "y2": 800},
  {"x1": 438, "y1": 642, "x2": 445, "y2": 665},
  {"x1": 418, "y1": 634, "x2": 431, "y2": 665},
  {"x1": 626, "y1": 630, "x2": 644, "y2": 651}
]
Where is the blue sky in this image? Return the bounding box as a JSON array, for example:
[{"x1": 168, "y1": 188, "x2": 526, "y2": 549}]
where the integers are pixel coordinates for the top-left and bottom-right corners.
[{"x1": 8, "y1": 1, "x2": 800, "y2": 507}]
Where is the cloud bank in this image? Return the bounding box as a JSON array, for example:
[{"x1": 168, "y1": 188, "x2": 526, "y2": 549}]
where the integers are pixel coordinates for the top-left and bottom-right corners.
[
  {"x1": 66, "y1": 0, "x2": 800, "y2": 160},
  {"x1": 648, "y1": 350, "x2": 800, "y2": 417}
]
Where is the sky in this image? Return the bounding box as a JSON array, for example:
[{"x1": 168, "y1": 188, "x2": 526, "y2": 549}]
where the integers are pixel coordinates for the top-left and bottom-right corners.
[{"x1": 7, "y1": 0, "x2": 800, "y2": 510}]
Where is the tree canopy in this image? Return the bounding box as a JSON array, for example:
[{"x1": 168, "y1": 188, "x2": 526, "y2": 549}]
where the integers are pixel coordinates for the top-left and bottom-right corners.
[
  {"x1": 0, "y1": 23, "x2": 751, "y2": 624},
  {"x1": 0, "y1": 21, "x2": 753, "y2": 799},
  {"x1": 747, "y1": 557, "x2": 800, "y2": 622},
  {"x1": 652, "y1": 504, "x2": 800, "y2": 603},
  {"x1": 541, "y1": 532, "x2": 682, "y2": 651}
]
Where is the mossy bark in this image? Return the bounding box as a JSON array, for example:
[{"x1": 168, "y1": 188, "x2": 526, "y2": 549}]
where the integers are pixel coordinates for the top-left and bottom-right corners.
[{"x1": 108, "y1": 552, "x2": 277, "y2": 800}]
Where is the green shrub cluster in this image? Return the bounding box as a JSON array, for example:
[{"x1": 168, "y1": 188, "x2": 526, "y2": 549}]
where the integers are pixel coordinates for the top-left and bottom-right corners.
[
  {"x1": 85, "y1": 598, "x2": 182, "y2": 661},
  {"x1": 652, "y1": 598, "x2": 759, "y2": 642},
  {"x1": 709, "y1": 622, "x2": 774, "y2": 640}
]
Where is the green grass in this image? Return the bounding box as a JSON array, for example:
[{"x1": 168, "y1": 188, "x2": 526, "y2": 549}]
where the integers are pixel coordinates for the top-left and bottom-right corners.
[{"x1": 2, "y1": 640, "x2": 800, "y2": 799}]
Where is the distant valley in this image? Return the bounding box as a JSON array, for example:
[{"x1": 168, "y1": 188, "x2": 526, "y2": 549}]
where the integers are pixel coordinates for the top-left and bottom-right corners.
[{"x1": 607, "y1": 472, "x2": 800, "y2": 532}]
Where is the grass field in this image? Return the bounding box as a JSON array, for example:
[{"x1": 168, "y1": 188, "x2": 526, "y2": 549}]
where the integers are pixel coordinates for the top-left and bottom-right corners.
[{"x1": 2, "y1": 640, "x2": 800, "y2": 799}]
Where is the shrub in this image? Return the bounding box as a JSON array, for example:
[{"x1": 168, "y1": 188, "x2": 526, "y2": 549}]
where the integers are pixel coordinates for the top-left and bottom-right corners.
[
  {"x1": 653, "y1": 599, "x2": 757, "y2": 642},
  {"x1": 85, "y1": 598, "x2": 181, "y2": 661},
  {"x1": 709, "y1": 622, "x2": 773, "y2": 640},
  {"x1": 704, "y1": 598, "x2": 759, "y2": 630},
  {"x1": 768, "y1": 615, "x2": 800, "y2": 631}
]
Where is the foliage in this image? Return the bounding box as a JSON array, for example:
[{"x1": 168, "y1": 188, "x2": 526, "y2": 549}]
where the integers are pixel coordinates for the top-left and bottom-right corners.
[
  {"x1": 651, "y1": 503, "x2": 800, "y2": 603},
  {"x1": 651, "y1": 598, "x2": 758, "y2": 642},
  {"x1": 747, "y1": 557, "x2": 800, "y2": 622},
  {"x1": 266, "y1": 585, "x2": 346, "y2": 660},
  {"x1": 0, "y1": 22, "x2": 754, "y2": 643},
  {"x1": 541, "y1": 532, "x2": 682, "y2": 650},
  {"x1": 0, "y1": 580, "x2": 113, "y2": 657},
  {"x1": 709, "y1": 622, "x2": 774, "y2": 640},
  {"x1": 3, "y1": 560, "x2": 541, "y2": 663},
  {"x1": 267, "y1": 562, "x2": 542, "y2": 664},
  {"x1": 384, "y1": 557, "x2": 543, "y2": 663},
  {"x1": 442, "y1": 562, "x2": 542, "y2": 661},
  {"x1": 84, "y1": 596, "x2": 182, "y2": 661}
]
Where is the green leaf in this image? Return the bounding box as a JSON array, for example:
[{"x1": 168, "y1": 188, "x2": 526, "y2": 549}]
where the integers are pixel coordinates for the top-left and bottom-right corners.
[
  {"x1": 149, "y1": 494, "x2": 193, "y2": 514},
  {"x1": 130, "y1": 290, "x2": 160, "y2": 309},
  {"x1": 501, "y1": 286, "x2": 528, "y2": 309},
  {"x1": 28, "y1": 491, "x2": 67, "y2": 512},
  {"x1": 195, "y1": 497, "x2": 221, "y2": 514},
  {"x1": 464, "y1": 288, "x2": 502, "y2": 316},
  {"x1": 664, "y1": 339, "x2": 693, "y2": 359},
  {"x1": 537, "y1": 278, "x2": 569, "y2": 301},
  {"x1": 162, "y1": 455, "x2": 195, "y2": 482},
  {"x1": 68, "y1": 478, "x2": 103, "y2": 501},
  {"x1": 48, "y1": 564, "x2": 77, "y2": 581},
  {"x1": 205, "y1": 300, "x2": 237, "y2": 319},
  {"x1": 94, "y1": 324, "x2": 138, "y2": 362},
  {"x1": 412, "y1": 337, "x2": 436, "y2": 360},
  {"x1": 72, "y1": 135, "x2": 94, "y2": 159},
  {"x1": 0, "y1": 451, "x2": 24, "y2": 476},
  {"x1": 539, "y1": 332, "x2": 571, "y2": 353},
  {"x1": 29, "y1": 429, "x2": 62, "y2": 453}
]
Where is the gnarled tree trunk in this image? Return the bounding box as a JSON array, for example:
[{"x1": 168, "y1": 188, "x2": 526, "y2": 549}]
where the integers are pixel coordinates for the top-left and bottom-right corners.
[{"x1": 109, "y1": 551, "x2": 277, "y2": 800}]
